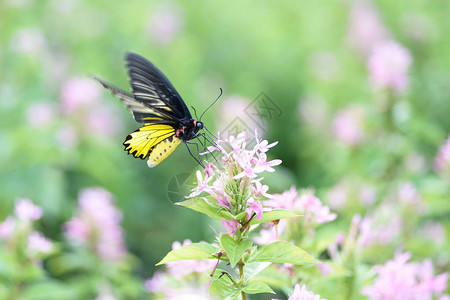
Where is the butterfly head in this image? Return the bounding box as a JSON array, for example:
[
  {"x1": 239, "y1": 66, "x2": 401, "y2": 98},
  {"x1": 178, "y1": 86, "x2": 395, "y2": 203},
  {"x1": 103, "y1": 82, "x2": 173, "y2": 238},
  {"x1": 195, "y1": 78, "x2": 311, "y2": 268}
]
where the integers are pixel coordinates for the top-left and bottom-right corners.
[{"x1": 193, "y1": 120, "x2": 204, "y2": 132}]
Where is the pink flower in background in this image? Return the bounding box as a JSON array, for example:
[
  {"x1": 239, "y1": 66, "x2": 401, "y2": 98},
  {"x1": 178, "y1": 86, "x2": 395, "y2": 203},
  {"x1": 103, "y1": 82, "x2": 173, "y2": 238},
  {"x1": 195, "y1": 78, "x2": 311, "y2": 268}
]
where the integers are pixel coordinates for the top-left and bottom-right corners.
[
  {"x1": 434, "y1": 135, "x2": 450, "y2": 173},
  {"x1": 347, "y1": 0, "x2": 389, "y2": 56},
  {"x1": 299, "y1": 193, "x2": 337, "y2": 225},
  {"x1": 326, "y1": 183, "x2": 348, "y2": 211},
  {"x1": 253, "y1": 220, "x2": 286, "y2": 245},
  {"x1": 0, "y1": 217, "x2": 16, "y2": 239},
  {"x1": 418, "y1": 221, "x2": 446, "y2": 246},
  {"x1": 266, "y1": 188, "x2": 336, "y2": 226},
  {"x1": 60, "y1": 77, "x2": 101, "y2": 115},
  {"x1": 147, "y1": 2, "x2": 183, "y2": 46},
  {"x1": 397, "y1": 181, "x2": 425, "y2": 213},
  {"x1": 368, "y1": 40, "x2": 412, "y2": 93},
  {"x1": 215, "y1": 96, "x2": 261, "y2": 137},
  {"x1": 332, "y1": 105, "x2": 365, "y2": 146},
  {"x1": 28, "y1": 231, "x2": 52, "y2": 254},
  {"x1": 362, "y1": 252, "x2": 448, "y2": 300},
  {"x1": 64, "y1": 188, "x2": 126, "y2": 261},
  {"x1": 265, "y1": 186, "x2": 299, "y2": 211},
  {"x1": 358, "y1": 203, "x2": 402, "y2": 247},
  {"x1": 15, "y1": 198, "x2": 42, "y2": 221},
  {"x1": 26, "y1": 102, "x2": 56, "y2": 128},
  {"x1": 274, "y1": 283, "x2": 327, "y2": 300}
]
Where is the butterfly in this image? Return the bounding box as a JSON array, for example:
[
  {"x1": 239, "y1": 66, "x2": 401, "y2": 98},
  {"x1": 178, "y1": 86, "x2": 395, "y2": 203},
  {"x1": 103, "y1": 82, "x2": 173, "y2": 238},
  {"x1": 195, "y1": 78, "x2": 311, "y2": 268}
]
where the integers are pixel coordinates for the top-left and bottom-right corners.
[{"x1": 95, "y1": 52, "x2": 216, "y2": 168}]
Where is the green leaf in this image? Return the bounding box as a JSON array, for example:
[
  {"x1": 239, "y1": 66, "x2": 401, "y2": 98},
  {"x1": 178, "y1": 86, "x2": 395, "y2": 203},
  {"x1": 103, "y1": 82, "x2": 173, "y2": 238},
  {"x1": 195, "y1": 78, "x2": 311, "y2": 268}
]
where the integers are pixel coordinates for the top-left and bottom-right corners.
[
  {"x1": 176, "y1": 198, "x2": 224, "y2": 220},
  {"x1": 243, "y1": 280, "x2": 275, "y2": 294},
  {"x1": 156, "y1": 243, "x2": 220, "y2": 266},
  {"x1": 220, "y1": 234, "x2": 252, "y2": 268},
  {"x1": 249, "y1": 209, "x2": 298, "y2": 225},
  {"x1": 251, "y1": 241, "x2": 320, "y2": 265},
  {"x1": 209, "y1": 269, "x2": 242, "y2": 300},
  {"x1": 244, "y1": 261, "x2": 271, "y2": 278}
]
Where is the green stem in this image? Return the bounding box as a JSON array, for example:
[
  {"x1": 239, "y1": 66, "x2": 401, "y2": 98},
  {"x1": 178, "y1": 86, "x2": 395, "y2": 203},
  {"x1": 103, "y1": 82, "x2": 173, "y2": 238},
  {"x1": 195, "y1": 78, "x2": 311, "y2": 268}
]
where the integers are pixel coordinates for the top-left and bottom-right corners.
[{"x1": 238, "y1": 261, "x2": 246, "y2": 300}]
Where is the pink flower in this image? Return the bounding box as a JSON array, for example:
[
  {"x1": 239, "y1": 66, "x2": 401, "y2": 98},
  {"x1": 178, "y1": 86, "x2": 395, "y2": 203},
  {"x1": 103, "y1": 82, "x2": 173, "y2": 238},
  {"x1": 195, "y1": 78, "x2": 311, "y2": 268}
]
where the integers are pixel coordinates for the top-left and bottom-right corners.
[
  {"x1": 284, "y1": 284, "x2": 327, "y2": 300},
  {"x1": 418, "y1": 221, "x2": 446, "y2": 245},
  {"x1": 299, "y1": 194, "x2": 337, "y2": 225},
  {"x1": 254, "y1": 220, "x2": 286, "y2": 245},
  {"x1": 326, "y1": 183, "x2": 348, "y2": 211},
  {"x1": 362, "y1": 252, "x2": 448, "y2": 300},
  {"x1": 316, "y1": 263, "x2": 332, "y2": 278},
  {"x1": 245, "y1": 198, "x2": 263, "y2": 220},
  {"x1": 60, "y1": 77, "x2": 101, "y2": 115},
  {"x1": 187, "y1": 170, "x2": 213, "y2": 198},
  {"x1": 28, "y1": 231, "x2": 52, "y2": 254},
  {"x1": 15, "y1": 198, "x2": 42, "y2": 221},
  {"x1": 222, "y1": 219, "x2": 240, "y2": 235},
  {"x1": 368, "y1": 40, "x2": 412, "y2": 93},
  {"x1": 397, "y1": 181, "x2": 425, "y2": 213},
  {"x1": 265, "y1": 186, "x2": 299, "y2": 211},
  {"x1": 64, "y1": 188, "x2": 126, "y2": 261},
  {"x1": 332, "y1": 105, "x2": 365, "y2": 146},
  {"x1": 0, "y1": 217, "x2": 16, "y2": 239},
  {"x1": 251, "y1": 179, "x2": 272, "y2": 199},
  {"x1": 434, "y1": 135, "x2": 450, "y2": 173},
  {"x1": 347, "y1": 0, "x2": 389, "y2": 56},
  {"x1": 217, "y1": 194, "x2": 231, "y2": 209}
]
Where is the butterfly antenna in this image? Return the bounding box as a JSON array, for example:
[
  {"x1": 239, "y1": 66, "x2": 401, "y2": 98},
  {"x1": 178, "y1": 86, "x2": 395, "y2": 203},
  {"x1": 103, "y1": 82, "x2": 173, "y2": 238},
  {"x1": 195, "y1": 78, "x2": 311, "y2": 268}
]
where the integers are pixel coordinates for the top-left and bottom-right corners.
[
  {"x1": 199, "y1": 88, "x2": 223, "y2": 121},
  {"x1": 191, "y1": 106, "x2": 199, "y2": 120}
]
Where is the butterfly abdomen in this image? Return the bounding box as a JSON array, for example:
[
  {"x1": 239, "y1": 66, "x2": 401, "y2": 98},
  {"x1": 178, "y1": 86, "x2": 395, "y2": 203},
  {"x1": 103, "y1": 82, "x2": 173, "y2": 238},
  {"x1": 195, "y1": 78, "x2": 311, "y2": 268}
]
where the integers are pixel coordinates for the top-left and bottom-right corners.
[{"x1": 146, "y1": 135, "x2": 181, "y2": 168}]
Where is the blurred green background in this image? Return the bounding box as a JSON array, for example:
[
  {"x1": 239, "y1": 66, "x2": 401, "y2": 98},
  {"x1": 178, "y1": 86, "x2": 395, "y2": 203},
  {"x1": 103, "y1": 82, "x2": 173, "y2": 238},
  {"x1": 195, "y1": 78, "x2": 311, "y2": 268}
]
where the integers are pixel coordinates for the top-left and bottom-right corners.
[{"x1": 1, "y1": 0, "x2": 449, "y2": 289}]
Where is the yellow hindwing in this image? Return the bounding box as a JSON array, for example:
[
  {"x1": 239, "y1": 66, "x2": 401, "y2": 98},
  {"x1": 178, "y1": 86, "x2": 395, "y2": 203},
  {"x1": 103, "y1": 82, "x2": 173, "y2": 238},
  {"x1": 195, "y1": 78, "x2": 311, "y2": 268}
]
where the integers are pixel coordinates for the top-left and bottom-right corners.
[
  {"x1": 147, "y1": 135, "x2": 181, "y2": 168},
  {"x1": 123, "y1": 124, "x2": 177, "y2": 160}
]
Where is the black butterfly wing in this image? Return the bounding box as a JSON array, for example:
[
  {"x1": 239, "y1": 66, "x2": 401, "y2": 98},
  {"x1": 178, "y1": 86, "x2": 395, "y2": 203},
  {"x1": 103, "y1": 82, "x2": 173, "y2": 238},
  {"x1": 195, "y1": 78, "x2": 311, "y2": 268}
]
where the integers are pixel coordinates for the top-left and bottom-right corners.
[{"x1": 126, "y1": 52, "x2": 192, "y2": 124}]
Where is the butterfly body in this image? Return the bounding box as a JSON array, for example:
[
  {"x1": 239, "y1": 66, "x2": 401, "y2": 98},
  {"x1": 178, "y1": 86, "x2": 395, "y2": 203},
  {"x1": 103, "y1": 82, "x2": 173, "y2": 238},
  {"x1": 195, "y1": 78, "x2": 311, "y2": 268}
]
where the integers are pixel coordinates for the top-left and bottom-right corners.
[{"x1": 96, "y1": 52, "x2": 205, "y2": 167}]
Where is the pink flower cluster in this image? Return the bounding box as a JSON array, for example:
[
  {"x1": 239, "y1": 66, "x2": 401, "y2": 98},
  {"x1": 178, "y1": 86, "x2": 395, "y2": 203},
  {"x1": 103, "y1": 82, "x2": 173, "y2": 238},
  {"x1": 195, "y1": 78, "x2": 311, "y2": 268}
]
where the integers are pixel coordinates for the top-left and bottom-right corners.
[
  {"x1": 188, "y1": 131, "x2": 281, "y2": 234},
  {"x1": 145, "y1": 239, "x2": 215, "y2": 298},
  {"x1": 434, "y1": 135, "x2": 450, "y2": 173},
  {"x1": 273, "y1": 283, "x2": 327, "y2": 300},
  {"x1": 368, "y1": 41, "x2": 412, "y2": 93},
  {"x1": 332, "y1": 105, "x2": 366, "y2": 146},
  {"x1": 362, "y1": 252, "x2": 448, "y2": 300},
  {"x1": 347, "y1": 1, "x2": 413, "y2": 94},
  {"x1": 0, "y1": 199, "x2": 52, "y2": 255},
  {"x1": 64, "y1": 188, "x2": 126, "y2": 261},
  {"x1": 266, "y1": 187, "x2": 337, "y2": 226}
]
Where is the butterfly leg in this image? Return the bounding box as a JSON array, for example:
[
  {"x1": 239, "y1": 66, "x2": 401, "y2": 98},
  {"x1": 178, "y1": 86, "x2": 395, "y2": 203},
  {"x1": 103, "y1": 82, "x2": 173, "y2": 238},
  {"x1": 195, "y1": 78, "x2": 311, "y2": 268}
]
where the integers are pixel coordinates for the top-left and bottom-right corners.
[
  {"x1": 185, "y1": 141, "x2": 205, "y2": 168},
  {"x1": 194, "y1": 133, "x2": 219, "y2": 165}
]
